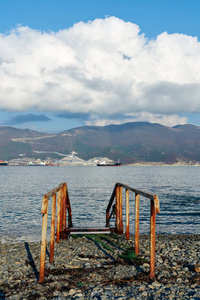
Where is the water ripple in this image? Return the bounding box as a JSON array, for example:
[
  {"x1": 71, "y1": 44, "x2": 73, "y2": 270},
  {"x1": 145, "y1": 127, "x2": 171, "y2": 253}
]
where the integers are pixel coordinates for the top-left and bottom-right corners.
[{"x1": 0, "y1": 166, "x2": 199, "y2": 242}]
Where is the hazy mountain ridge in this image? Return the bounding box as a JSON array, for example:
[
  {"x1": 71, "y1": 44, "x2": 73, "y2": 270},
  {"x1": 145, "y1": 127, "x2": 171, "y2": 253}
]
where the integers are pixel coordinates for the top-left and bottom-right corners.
[{"x1": 0, "y1": 122, "x2": 200, "y2": 164}]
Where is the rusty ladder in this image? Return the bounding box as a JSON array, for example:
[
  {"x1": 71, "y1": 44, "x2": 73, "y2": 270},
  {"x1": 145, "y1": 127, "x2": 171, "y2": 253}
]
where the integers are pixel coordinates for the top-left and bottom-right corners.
[{"x1": 39, "y1": 182, "x2": 160, "y2": 283}]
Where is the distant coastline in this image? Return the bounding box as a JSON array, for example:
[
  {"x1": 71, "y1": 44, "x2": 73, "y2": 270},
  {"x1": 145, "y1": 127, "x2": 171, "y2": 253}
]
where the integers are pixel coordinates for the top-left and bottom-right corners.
[
  {"x1": 4, "y1": 161, "x2": 200, "y2": 167},
  {"x1": 3, "y1": 152, "x2": 200, "y2": 167},
  {"x1": 127, "y1": 161, "x2": 200, "y2": 167}
]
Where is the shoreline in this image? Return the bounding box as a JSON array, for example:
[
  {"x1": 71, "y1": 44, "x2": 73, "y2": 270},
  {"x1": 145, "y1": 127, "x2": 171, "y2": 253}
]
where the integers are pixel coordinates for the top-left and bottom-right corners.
[
  {"x1": 4, "y1": 161, "x2": 200, "y2": 167},
  {"x1": 1, "y1": 231, "x2": 199, "y2": 245},
  {"x1": 5, "y1": 164, "x2": 200, "y2": 167},
  {"x1": 127, "y1": 162, "x2": 200, "y2": 167},
  {"x1": 1, "y1": 233, "x2": 199, "y2": 299}
]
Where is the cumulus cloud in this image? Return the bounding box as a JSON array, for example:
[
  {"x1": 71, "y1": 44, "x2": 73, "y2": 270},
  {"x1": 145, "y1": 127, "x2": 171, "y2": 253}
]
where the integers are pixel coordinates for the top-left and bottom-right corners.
[{"x1": 0, "y1": 17, "x2": 200, "y2": 126}]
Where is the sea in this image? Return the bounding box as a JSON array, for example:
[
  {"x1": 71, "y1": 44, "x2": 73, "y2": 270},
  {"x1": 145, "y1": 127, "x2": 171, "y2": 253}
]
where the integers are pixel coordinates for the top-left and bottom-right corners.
[{"x1": 0, "y1": 166, "x2": 200, "y2": 243}]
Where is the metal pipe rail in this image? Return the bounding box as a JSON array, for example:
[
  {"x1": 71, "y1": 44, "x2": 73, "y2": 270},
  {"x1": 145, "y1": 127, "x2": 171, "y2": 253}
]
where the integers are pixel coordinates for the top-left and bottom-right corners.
[
  {"x1": 39, "y1": 182, "x2": 72, "y2": 283},
  {"x1": 106, "y1": 182, "x2": 160, "y2": 279}
]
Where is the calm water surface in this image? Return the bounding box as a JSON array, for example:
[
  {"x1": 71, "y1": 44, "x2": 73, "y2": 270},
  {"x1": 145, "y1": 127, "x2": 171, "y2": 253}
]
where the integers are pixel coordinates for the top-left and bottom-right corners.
[{"x1": 0, "y1": 166, "x2": 199, "y2": 242}]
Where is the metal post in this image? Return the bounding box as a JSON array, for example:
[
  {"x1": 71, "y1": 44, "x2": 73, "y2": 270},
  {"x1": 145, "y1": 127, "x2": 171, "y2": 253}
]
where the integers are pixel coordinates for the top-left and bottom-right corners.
[
  {"x1": 60, "y1": 187, "x2": 64, "y2": 232},
  {"x1": 63, "y1": 183, "x2": 67, "y2": 230},
  {"x1": 125, "y1": 189, "x2": 129, "y2": 240},
  {"x1": 39, "y1": 195, "x2": 48, "y2": 283},
  {"x1": 119, "y1": 186, "x2": 123, "y2": 234},
  {"x1": 50, "y1": 193, "x2": 56, "y2": 263},
  {"x1": 56, "y1": 189, "x2": 61, "y2": 243},
  {"x1": 135, "y1": 193, "x2": 139, "y2": 255},
  {"x1": 115, "y1": 185, "x2": 120, "y2": 233},
  {"x1": 150, "y1": 199, "x2": 156, "y2": 279},
  {"x1": 66, "y1": 185, "x2": 73, "y2": 227}
]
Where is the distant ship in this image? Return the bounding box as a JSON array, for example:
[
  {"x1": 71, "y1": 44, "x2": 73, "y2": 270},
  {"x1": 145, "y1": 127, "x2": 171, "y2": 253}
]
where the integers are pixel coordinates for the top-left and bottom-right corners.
[
  {"x1": 97, "y1": 160, "x2": 122, "y2": 167},
  {"x1": 0, "y1": 160, "x2": 8, "y2": 166}
]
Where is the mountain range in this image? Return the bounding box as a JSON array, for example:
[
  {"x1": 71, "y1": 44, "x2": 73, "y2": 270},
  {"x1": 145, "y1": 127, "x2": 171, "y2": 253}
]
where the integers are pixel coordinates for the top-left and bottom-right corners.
[{"x1": 1, "y1": 122, "x2": 200, "y2": 164}]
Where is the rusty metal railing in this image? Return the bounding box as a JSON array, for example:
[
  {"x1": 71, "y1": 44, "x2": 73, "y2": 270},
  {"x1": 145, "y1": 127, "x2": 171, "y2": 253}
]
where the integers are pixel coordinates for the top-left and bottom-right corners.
[
  {"x1": 39, "y1": 182, "x2": 159, "y2": 282},
  {"x1": 39, "y1": 182, "x2": 72, "y2": 283},
  {"x1": 106, "y1": 183, "x2": 160, "y2": 279}
]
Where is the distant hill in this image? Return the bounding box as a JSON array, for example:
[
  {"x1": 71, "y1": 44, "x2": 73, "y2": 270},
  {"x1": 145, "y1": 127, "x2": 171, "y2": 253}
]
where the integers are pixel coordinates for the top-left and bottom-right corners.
[{"x1": 1, "y1": 122, "x2": 200, "y2": 164}]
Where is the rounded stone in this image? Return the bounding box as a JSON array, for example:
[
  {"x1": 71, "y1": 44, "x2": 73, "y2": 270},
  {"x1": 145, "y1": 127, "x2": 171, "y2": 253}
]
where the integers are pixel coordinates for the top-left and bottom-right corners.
[{"x1": 194, "y1": 264, "x2": 200, "y2": 272}]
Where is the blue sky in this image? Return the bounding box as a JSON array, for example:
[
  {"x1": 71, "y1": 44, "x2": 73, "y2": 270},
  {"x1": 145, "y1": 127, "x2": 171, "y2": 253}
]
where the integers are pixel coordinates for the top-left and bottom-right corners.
[{"x1": 0, "y1": 0, "x2": 200, "y2": 133}]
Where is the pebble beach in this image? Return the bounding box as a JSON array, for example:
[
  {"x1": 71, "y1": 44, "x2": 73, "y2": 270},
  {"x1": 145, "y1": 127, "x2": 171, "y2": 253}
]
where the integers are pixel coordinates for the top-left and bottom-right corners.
[{"x1": 0, "y1": 234, "x2": 200, "y2": 300}]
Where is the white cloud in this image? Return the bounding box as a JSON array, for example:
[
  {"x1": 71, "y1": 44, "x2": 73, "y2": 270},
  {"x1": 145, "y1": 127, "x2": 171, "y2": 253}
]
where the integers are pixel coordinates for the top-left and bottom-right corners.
[
  {"x1": 0, "y1": 17, "x2": 200, "y2": 124},
  {"x1": 125, "y1": 112, "x2": 188, "y2": 127},
  {"x1": 85, "y1": 112, "x2": 188, "y2": 127}
]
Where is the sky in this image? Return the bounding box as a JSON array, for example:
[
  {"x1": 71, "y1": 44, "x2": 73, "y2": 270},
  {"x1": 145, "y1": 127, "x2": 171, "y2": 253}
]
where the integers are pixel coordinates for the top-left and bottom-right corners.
[{"x1": 0, "y1": 0, "x2": 200, "y2": 133}]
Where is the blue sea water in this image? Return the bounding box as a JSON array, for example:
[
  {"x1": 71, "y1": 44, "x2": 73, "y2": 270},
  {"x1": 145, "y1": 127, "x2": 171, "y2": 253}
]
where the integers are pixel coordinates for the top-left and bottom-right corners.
[{"x1": 0, "y1": 166, "x2": 199, "y2": 242}]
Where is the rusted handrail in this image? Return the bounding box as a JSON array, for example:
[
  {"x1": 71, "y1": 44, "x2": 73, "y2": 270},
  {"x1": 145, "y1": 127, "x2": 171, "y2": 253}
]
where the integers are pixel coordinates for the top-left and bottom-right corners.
[
  {"x1": 39, "y1": 181, "x2": 159, "y2": 282},
  {"x1": 106, "y1": 182, "x2": 160, "y2": 279},
  {"x1": 39, "y1": 182, "x2": 72, "y2": 283}
]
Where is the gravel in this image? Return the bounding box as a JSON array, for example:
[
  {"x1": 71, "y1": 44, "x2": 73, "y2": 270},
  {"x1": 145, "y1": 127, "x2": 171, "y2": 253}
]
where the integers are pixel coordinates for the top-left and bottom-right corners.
[{"x1": 0, "y1": 234, "x2": 199, "y2": 299}]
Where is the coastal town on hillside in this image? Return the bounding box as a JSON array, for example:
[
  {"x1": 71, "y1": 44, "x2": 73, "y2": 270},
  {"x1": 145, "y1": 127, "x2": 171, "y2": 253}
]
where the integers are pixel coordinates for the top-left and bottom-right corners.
[
  {"x1": 1, "y1": 151, "x2": 200, "y2": 167},
  {"x1": 1, "y1": 152, "x2": 116, "y2": 167}
]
